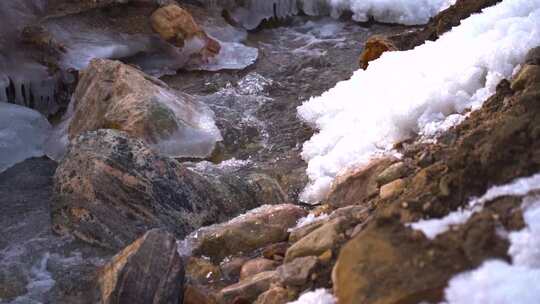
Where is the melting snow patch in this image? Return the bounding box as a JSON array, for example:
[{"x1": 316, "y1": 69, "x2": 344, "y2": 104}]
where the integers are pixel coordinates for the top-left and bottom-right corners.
[
  {"x1": 411, "y1": 172, "x2": 540, "y2": 239},
  {"x1": 287, "y1": 288, "x2": 337, "y2": 304},
  {"x1": 443, "y1": 196, "x2": 540, "y2": 304},
  {"x1": 298, "y1": 0, "x2": 540, "y2": 203}
]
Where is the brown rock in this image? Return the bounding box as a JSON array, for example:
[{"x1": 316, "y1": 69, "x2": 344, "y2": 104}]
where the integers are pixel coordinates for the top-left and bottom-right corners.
[
  {"x1": 183, "y1": 285, "x2": 217, "y2": 304},
  {"x1": 262, "y1": 242, "x2": 289, "y2": 261},
  {"x1": 285, "y1": 216, "x2": 355, "y2": 262},
  {"x1": 218, "y1": 271, "x2": 279, "y2": 304},
  {"x1": 379, "y1": 178, "x2": 406, "y2": 200},
  {"x1": 332, "y1": 216, "x2": 508, "y2": 304},
  {"x1": 376, "y1": 161, "x2": 409, "y2": 185},
  {"x1": 220, "y1": 257, "x2": 249, "y2": 283},
  {"x1": 188, "y1": 204, "x2": 307, "y2": 262},
  {"x1": 359, "y1": 35, "x2": 398, "y2": 69},
  {"x1": 254, "y1": 285, "x2": 292, "y2": 304},
  {"x1": 325, "y1": 158, "x2": 396, "y2": 208},
  {"x1": 240, "y1": 258, "x2": 279, "y2": 280},
  {"x1": 64, "y1": 58, "x2": 220, "y2": 159},
  {"x1": 150, "y1": 4, "x2": 220, "y2": 58},
  {"x1": 97, "y1": 229, "x2": 184, "y2": 304},
  {"x1": 277, "y1": 256, "x2": 318, "y2": 288},
  {"x1": 186, "y1": 257, "x2": 221, "y2": 285}
]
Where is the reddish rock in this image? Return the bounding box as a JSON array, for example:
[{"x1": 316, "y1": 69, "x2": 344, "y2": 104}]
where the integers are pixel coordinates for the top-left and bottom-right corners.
[{"x1": 240, "y1": 258, "x2": 279, "y2": 280}]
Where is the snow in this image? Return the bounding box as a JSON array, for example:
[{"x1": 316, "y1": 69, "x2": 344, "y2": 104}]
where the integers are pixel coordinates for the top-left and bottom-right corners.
[
  {"x1": 443, "y1": 196, "x2": 540, "y2": 304},
  {"x1": 287, "y1": 289, "x2": 337, "y2": 304},
  {"x1": 298, "y1": 0, "x2": 540, "y2": 203},
  {"x1": 0, "y1": 103, "x2": 51, "y2": 173},
  {"x1": 411, "y1": 172, "x2": 540, "y2": 239}
]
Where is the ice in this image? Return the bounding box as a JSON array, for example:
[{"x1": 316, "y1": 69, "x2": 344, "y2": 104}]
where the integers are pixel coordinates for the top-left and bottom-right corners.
[
  {"x1": 203, "y1": 0, "x2": 453, "y2": 30},
  {"x1": 287, "y1": 289, "x2": 337, "y2": 304},
  {"x1": 186, "y1": 38, "x2": 259, "y2": 72},
  {"x1": 411, "y1": 172, "x2": 540, "y2": 239},
  {"x1": 298, "y1": 0, "x2": 540, "y2": 203},
  {"x1": 0, "y1": 103, "x2": 51, "y2": 173},
  {"x1": 443, "y1": 196, "x2": 540, "y2": 304}
]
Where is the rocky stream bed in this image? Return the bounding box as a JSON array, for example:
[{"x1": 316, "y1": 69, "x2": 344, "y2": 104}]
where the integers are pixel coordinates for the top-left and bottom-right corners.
[{"x1": 2, "y1": 0, "x2": 540, "y2": 303}]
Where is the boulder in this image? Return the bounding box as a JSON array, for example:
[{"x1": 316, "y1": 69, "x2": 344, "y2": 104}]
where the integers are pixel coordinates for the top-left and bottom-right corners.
[
  {"x1": 96, "y1": 229, "x2": 184, "y2": 304},
  {"x1": 187, "y1": 204, "x2": 307, "y2": 262},
  {"x1": 53, "y1": 129, "x2": 275, "y2": 250},
  {"x1": 150, "y1": 4, "x2": 220, "y2": 59},
  {"x1": 325, "y1": 158, "x2": 396, "y2": 208},
  {"x1": 59, "y1": 58, "x2": 221, "y2": 160},
  {"x1": 183, "y1": 285, "x2": 217, "y2": 304},
  {"x1": 186, "y1": 257, "x2": 221, "y2": 285},
  {"x1": 332, "y1": 216, "x2": 508, "y2": 304}
]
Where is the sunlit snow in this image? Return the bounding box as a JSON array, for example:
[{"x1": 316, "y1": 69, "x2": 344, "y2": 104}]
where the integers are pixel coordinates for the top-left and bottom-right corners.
[{"x1": 298, "y1": 0, "x2": 540, "y2": 203}]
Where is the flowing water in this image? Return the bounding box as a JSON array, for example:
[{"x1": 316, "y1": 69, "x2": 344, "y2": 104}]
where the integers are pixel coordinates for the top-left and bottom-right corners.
[{"x1": 0, "y1": 1, "x2": 408, "y2": 302}]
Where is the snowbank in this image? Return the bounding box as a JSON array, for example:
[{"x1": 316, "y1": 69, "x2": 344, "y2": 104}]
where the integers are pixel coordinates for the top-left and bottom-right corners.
[
  {"x1": 444, "y1": 196, "x2": 540, "y2": 303},
  {"x1": 0, "y1": 103, "x2": 51, "y2": 173},
  {"x1": 298, "y1": 0, "x2": 540, "y2": 203},
  {"x1": 411, "y1": 173, "x2": 540, "y2": 239}
]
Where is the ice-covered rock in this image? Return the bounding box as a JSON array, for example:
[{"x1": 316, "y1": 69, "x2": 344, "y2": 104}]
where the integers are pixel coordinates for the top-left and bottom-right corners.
[
  {"x1": 45, "y1": 59, "x2": 221, "y2": 160},
  {"x1": 0, "y1": 103, "x2": 51, "y2": 173},
  {"x1": 298, "y1": 0, "x2": 540, "y2": 203}
]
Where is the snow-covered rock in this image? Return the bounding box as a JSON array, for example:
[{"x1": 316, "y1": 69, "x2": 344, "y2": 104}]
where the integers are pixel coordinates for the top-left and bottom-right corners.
[
  {"x1": 298, "y1": 0, "x2": 540, "y2": 203},
  {"x1": 0, "y1": 103, "x2": 51, "y2": 173}
]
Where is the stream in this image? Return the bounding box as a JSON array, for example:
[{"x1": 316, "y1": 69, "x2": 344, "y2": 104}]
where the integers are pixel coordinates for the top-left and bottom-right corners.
[{"x1": 0, "y1": 1, "x2": 407, "y2": 302}]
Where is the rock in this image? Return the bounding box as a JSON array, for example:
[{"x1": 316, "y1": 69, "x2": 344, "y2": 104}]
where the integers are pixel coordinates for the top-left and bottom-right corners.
[
  {"x1": 325, "y1": 158, "x2": 396, "y2": 208},
  {"x1": 288, "y1": 219, "x2": 327, "y2": 244},
  {"x1": 62, "y1": 58, "x2": 221, "y2": 159},
  {"x1": 277, "y1": 256, "x2": 318, "y2": 288},
  {"x1": 379, "y1": 178, "x2": 406, "y2": 200},
  {"x1": 186, "y1": 257, "x2": 221, "y2": 285},
  {"x1": 96, "y1": 229, "x2": 184, "y2": 304},
  {"x1": 240, "y1": 258, "x2": 279, "y2": 280},
  {"x1": 220, "y1": 257, "x2": 249, "y2": 283},
  {"x1": 184, "y1": 285, "x2": 217, "y2": 304},
  {"x1": 285, "y1": 216, "x2": 354, "y2": 262},
  {"x1": 511, "y1": 64, "x2": 540, "y2": 92},
  {"x1": 150, "y1": 4, "x2": 220, "y2": 59},
  {"x1": 332, "y1": 216, "x2": 508, "y2": 304},
  {"x1": 524, "y1": 46, "x2": 540, "y2": 65},
  {"x1": 376, "y1": 161, "x2": 409, "y2": 185},
  {"x1": 254, "y1": 285, "x2": 292, "y2": 304},
  {"x1": 53, "y1": 129, "x2": 270, "y2": 250},
  {"x1": 262, "y1": 242, "x2": 289, "y2": 261},
  {"x1": 358, "y1": 35, "x2": 398, "y2": 69},
  {"x1": 217, "y1": 271, "x2": 279, "y2": 304},
  {"x1": 187, "y1": 204, "x2": 307, "y2": 262}
]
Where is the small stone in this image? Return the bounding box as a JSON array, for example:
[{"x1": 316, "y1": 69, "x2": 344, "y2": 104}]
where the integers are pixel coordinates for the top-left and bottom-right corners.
[
  {"x1": 240, "y1": 258, "x2": 279, "y2": 280},
  {"x1": 218, "y1": 271, "x2": 279, "y2": 304},
  {"x1": 376, "y1": 162, "x2": 408, "y2": 185},
  {"x1": 318, "y1": 250, "x2": 333, "y2": 264},
  {"x1": 254, "y1": 285, "x2": 292, "y2": 304},
  {"x1": 277, "y1": 256, "x2": 319, "y2": 287},
  {"x1": 379, "y1": 179, "x2": 406, "y2": 200}
]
